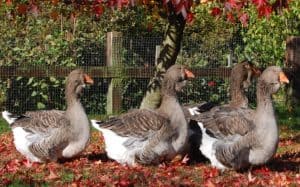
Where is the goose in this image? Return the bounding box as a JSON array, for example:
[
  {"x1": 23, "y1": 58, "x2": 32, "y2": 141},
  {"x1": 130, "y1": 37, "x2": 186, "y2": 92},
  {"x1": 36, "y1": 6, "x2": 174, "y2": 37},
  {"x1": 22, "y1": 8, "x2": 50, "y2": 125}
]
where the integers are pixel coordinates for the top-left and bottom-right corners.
[
  {"x1": 183, "y1": 61, "x2": 260, "y2": 161},
  {"x1": 190, "y1": 66, "x2": 289, "y2": 170},
  {"x1": 2, "y1": 69, "x2": 94, "y2": 162},
  {"x1": 91, "y1": 64, "x2": 195, "y2": 166},
  {"x1": 186, "y1": 60, "x2": 261, "y2": 117}
]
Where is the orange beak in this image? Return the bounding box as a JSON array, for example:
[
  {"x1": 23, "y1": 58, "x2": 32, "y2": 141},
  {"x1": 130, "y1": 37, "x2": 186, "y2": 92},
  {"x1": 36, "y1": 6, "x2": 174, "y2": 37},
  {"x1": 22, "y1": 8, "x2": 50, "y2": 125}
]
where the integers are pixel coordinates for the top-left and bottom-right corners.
[
  {"x1": 279, "y1": 72, "x2": 289, "y2": 84},
  {"x1": 184, "y1": 69, "x2": 195, "y2": 79},
  {"x1": 83, "y1": 74, "x2": 94, "y2": 85}
]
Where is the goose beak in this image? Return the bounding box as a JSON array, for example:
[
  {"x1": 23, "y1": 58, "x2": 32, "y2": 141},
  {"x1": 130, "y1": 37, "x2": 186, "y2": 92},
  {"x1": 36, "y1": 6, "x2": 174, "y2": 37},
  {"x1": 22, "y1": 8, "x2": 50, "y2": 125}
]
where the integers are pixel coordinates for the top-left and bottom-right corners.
[
  {"x1": 83, "y1": 74, "x2": 94, "y2": 85},
  {"x1": 184, "y1": 69, "x2": 195, "y2": 79},
  {"x1": 279, "y1": 72, "x2": 289, "y2": 84}
]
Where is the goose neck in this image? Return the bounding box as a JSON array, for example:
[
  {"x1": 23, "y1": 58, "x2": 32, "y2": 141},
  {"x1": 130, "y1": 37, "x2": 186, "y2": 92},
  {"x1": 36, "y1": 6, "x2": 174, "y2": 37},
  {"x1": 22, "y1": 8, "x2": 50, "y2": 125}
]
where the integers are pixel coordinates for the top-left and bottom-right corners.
[
  {"x1": 229, "y1": 75, "x2": 248, "y2": 108},
  {"x1": 256, "y1": 82, "x2": 273, "y2": 113}
]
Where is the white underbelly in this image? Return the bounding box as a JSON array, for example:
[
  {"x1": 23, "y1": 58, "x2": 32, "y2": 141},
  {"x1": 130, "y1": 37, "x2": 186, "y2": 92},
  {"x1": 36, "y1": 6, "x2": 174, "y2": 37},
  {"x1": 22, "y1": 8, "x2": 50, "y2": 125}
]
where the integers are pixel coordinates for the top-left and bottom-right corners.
[
  {"x1": 100, "y1": 129, "x2": 137, "y2": 166},
  {"x1": 12, "y1": 127, "x2": 42, "y2": 162}
]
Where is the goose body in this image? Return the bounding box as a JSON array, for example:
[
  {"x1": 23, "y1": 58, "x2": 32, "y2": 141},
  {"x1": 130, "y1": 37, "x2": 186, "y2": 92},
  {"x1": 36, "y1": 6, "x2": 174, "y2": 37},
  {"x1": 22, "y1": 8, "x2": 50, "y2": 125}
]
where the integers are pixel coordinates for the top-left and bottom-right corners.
[
  {"x1": 92, "y1": 64, "x2": 195, "y2": 166},
  {"x1": 2, "y1": 69, "x2": 94, "y2": 162},
  {"x1": 191, "y1": 66, "x2": 289, "y2": 170}
]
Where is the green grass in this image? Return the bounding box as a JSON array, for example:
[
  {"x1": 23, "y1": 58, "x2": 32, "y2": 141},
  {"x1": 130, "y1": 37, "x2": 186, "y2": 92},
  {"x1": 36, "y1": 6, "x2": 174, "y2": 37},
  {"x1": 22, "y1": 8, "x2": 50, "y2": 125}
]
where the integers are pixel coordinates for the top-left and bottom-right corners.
[
  {"x1": 275, "y1": 103, "x2": 300, "y2": 131},
  {"x1": 0, "y1": 118, "x2": 10, "y2": 134},
  {"x1": 60, "y1": 170, "x2": 74, "y2": 183}
]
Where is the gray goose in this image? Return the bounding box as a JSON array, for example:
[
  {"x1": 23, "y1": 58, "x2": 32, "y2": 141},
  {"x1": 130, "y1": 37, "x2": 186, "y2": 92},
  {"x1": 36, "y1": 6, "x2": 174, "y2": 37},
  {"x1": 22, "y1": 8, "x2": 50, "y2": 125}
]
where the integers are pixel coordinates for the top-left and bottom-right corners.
[
  {"x1": 184, "y1": 61, "x2": 260, "y2": 159},
  {"x1": 191, "y1": 66, "x2": 289, "y2": 170},
  {"x1": 2, "y1": 69, "x2": 94, "y2": 162},
  {"x1": 185, "y1": 60, "x2": 261, "y2": 118},
  {"x1": 91, "y1": 64, "x2": 195, "y2": 166}
]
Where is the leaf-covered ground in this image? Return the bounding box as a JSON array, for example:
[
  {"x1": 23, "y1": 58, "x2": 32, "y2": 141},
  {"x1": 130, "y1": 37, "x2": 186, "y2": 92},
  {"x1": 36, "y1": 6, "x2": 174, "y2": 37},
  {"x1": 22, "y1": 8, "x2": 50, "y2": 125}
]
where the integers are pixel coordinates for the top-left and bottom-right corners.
[{"x1": 0, "y1": 127, "x2": 299, "y2": 186}]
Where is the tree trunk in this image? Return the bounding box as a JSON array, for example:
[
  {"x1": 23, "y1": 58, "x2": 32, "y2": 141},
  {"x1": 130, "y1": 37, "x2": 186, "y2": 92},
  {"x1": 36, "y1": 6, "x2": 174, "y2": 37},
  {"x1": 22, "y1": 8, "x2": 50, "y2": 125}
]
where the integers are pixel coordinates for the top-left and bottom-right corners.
[
  {"x1": 140, "y1": 6, "x2": 186, "y2": 109},
  {"x1": 285, "y1": 36, "x2": 300, "y2": 112}
]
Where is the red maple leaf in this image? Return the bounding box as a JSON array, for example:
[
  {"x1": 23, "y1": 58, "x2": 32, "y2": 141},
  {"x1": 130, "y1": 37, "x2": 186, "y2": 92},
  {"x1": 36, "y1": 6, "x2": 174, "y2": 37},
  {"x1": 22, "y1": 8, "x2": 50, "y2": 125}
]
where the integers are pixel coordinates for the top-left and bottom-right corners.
[
  {"x1": 226, "y1": 0, "x2": 238, "y2": 9},
  {"x1": 93, "y1": 5, "x2": 104, "y2": 17},
  {"x1": 239, "y1": 12, "x2": 249, "y2": 27},
  {"x1": 252, "y1": 0, "x2": 267, "y2": 8},
  {"x1": 211, "y1": 7, "x2": 221, "y2": 17},
  {"x1": 208, "y1": 81, "x2": 216, "y2": 87},
  {"x1": 5, "y1": 0, "x2": 12, "y2": 6},
  {"x1": 6, "y1": 159, "x2": 21, "y2": 173},
  {"x1": 226, "y1": 12, "x2": 235, "y2": 23},
  {"x1": 258, "y1": 5, "x2": 272, "y2": 18},
  {"x1": 186, "y1": 12, "x2": 194, "y2": 23},
  {"x1": 17, "y1": 4, "x2": 28, "y2": 15}
]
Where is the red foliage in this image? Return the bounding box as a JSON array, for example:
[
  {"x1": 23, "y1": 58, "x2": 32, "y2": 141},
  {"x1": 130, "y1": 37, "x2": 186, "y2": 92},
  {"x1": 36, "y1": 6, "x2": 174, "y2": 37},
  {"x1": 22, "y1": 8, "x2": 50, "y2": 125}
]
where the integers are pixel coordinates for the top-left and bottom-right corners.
[
  {"x1": 211, "y1": 7, "x2": 221, "y2": 17},
  {"x1": 17, "y1": 4, "x2": 28, "y2": 15},
  {"x1": 93, "y1": 5, "x2": 104, "y2": 17},
  {"x1": 252, "y1": 0, "x2": 267, "y2": 8},
  {"x1": 239, "y1": 12, "x2": 249, "y2": 27},
  {"x1": 186, "y1": 12, "x2": 194, "y2": 23},
  {"x1": 207, "y1": 81, "x2": 216, "y2": 87},
  {"x1": 5, "y1": 0, "x2": 12, "y2": 6},
  {"x1": 257, "y1": 5, "x2": 273, "y2": 18},
  {"x1": 0, "y1": 131, "x2": 299, "y2": 186},
  {"x1": 226, "y1": 12, "x2": 236, "y2": 23}
]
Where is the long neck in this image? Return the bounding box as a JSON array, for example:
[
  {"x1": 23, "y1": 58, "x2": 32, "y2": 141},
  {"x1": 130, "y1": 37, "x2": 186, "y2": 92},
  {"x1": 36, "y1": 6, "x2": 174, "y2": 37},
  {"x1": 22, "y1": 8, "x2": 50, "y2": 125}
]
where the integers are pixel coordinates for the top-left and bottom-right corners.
[
  {"x1": 255, "y1": 81, "x2": 274, "y2": 115},
  {"x1": 158, "y1": 84, "x2": 188, "y2": 152},
  {"x1": 65, "y1": 87, "x2": 90, "y2": 139},
  {"x1": 229, "y1": 74, "x2": 248, "y2": 108},
  {"x1": 247, "y1": 81, "x2": 278, "y2": 165},
  {"x1": 158, "y1": 80, "x2": 179, "y2": 116},
  {"x1": 65, "y1": 86, "x2": 80, "y2": 109}
]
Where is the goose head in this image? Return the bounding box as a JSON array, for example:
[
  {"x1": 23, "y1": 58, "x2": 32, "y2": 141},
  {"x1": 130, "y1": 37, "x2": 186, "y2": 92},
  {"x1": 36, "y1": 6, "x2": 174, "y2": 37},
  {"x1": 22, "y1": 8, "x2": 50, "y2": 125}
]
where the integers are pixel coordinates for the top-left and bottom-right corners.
[
  {"x1": 162, "y1": 64, "x2": 195, "y2": 95},
  {"x1": 231, "y1": 60, "x2": 261, "y2": 90},
  {"x1": 242, "y1": 61, "x2": 261, "y2": 89},
  {"x1": 258, "y1": 66, "x2": 289, "y2": 95},
  {"x1": 65, "y1": 69, "x2": 94, "y2": 99}
]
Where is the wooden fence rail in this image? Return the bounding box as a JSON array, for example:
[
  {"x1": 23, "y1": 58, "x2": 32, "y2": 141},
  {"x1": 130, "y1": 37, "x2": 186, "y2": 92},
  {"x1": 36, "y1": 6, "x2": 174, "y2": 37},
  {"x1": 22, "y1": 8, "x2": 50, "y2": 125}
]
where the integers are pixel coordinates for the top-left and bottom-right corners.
[{"x1": 0, "y1": 66, "x2": 233, "y2": 79}]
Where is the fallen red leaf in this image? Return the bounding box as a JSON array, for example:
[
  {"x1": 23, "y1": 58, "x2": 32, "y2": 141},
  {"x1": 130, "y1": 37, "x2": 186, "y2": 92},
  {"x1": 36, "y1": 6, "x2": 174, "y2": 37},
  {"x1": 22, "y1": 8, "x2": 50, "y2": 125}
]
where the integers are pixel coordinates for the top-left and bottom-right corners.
[
  {"x1": 6, "y1": 159, "x2": 21, "y2": 173},
  {"x1": 45, "y1": 169, "x2": 59, "y2": 180}
]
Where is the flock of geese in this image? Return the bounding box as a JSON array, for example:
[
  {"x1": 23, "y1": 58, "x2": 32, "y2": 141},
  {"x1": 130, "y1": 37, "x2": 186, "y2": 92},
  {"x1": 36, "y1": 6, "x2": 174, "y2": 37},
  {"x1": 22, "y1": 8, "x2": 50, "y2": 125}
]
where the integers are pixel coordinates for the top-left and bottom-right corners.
[{"x1": 1, "y1": 62, "x2": 289, "y2": 172}]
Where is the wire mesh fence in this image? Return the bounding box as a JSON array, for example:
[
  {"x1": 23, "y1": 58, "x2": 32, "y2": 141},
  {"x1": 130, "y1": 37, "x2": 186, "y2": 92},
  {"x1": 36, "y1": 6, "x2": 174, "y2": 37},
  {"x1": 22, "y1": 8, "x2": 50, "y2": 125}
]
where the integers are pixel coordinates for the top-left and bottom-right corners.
[{"x1": 0, "y1": 33, "x2": 296, "y2": 115}]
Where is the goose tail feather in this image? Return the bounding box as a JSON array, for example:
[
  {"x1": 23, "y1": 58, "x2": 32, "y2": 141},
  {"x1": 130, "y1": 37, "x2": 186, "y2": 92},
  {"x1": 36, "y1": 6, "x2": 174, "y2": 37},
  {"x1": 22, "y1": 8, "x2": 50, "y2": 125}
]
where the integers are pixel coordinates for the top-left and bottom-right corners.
[
  {"x1": 91, "y1": 119, "x2": 104, "y2": 132},
  {"x1": 2, "y1": 111, "x2": 20, "y2": 125}
]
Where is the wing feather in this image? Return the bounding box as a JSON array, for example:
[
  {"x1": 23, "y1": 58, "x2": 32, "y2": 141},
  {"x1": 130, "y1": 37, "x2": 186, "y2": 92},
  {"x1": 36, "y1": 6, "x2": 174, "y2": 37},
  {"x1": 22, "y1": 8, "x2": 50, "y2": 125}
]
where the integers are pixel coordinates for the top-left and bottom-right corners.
[
  {"x1": 191, "y1": 106, "x2": 254, "y2": 139},
  {"x1": 11, "y1": 110, "x2": 66, "y2": 134},
  {"x1": 100, "y1": 109, "x2": 170, "y2": 138}
]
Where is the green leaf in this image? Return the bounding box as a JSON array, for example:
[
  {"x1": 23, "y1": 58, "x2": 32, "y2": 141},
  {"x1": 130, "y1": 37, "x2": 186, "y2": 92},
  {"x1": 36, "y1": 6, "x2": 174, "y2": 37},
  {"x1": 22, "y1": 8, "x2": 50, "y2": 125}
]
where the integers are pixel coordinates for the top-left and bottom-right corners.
[
  {"x1": 31, "y1": 91, "x2": 38, "y2": 97},
  {"x1": 49, "y1": 76, "x2": 57, "y2": 82},
  {"x1": 41, "y1": 94, "x2": 48, "y2": 101},
  {"x1": 27, "y1": 77, "x2": 34, "y2": 85},
  {"x1": 37, "y1": 102, "x2": 46, "y2": 109},
  {"x1": 41, "y1": 82, "x2": 48, "y2": 89}
]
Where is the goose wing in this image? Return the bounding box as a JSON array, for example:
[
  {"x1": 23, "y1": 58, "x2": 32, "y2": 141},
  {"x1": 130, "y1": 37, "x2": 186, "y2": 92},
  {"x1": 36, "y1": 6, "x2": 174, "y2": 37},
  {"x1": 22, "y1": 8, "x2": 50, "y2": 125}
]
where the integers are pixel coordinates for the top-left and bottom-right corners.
[
  {"x1": 28, "y1": 118, "x2": 71, "y2": 161},
  {"x1": 11, "y1": 110, "x2": 67, "y2": 134},
  {"x1": 98, "y1": 109, "x2": 170, "y2": 138},
  {"x1": 213, "y1": 131, "x2": 256, "y2": 169},
  {"x1": 191, "y1": 106, "x2": 254, "y2": 139}
]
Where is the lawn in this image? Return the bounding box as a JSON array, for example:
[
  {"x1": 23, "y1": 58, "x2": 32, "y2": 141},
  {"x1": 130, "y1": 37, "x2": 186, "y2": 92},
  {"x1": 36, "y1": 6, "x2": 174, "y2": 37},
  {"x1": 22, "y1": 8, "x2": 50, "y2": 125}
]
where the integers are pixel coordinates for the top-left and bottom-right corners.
[{"x1": 0, "y1": 117, "x2": 299, "y2": 186}]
